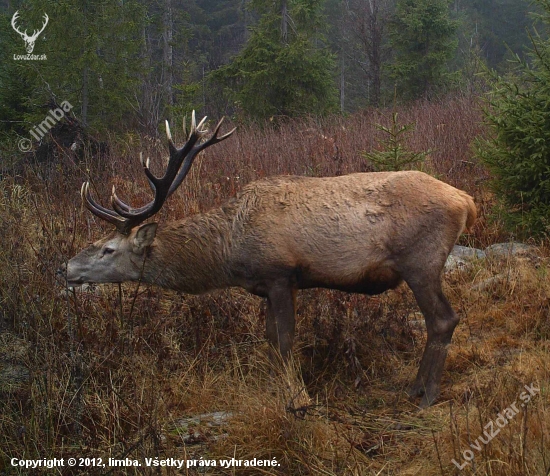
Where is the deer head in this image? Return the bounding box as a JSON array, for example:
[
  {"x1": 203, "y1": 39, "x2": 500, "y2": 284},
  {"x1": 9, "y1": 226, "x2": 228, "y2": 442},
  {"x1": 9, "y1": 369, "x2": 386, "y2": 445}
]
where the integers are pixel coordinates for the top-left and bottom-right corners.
[
  {"x1": 11, "y1": 11, "x2": 49, "y2": 54},
  {"x1": 65, "y1": 112, "x2": 234, "y2": 287}
]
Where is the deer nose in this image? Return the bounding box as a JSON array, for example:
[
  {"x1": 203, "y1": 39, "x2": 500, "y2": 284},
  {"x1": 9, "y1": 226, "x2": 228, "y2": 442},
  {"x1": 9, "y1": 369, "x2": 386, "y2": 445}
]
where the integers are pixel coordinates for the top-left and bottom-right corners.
[{"x1": 56, "y1": 263, "x2": 67, "y2": 280}]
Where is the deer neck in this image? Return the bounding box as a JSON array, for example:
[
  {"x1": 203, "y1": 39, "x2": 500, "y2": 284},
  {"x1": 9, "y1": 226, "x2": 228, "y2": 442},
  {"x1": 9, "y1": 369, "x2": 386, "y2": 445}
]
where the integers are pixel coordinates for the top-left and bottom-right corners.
[{"x1": 142, "y1": 209, "x2": 235, "y2": 294}]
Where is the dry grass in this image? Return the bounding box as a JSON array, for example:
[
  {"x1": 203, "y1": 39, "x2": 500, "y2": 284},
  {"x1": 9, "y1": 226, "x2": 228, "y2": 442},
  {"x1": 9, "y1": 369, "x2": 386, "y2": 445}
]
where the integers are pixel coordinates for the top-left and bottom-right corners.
[{"x1": 0, "y1": 95, "x2": 548, "y2": 475}]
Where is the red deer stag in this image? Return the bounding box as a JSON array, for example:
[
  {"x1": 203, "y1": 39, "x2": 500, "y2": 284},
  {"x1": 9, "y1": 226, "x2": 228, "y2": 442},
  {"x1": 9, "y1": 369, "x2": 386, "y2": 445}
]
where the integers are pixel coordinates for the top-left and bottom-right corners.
[{"x1": 65, "y1": 113, "x2": 476, "y2": 407}]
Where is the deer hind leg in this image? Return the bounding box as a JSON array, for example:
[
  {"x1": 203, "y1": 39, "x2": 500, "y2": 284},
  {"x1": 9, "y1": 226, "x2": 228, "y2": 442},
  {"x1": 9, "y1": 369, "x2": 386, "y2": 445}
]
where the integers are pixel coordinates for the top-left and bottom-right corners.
[
  {"x1": 265, "y1": 282, "x2": 297, "y2": 361},
  {"x1": 406, "y1": 276, "x2": 460, "y2": 408}
]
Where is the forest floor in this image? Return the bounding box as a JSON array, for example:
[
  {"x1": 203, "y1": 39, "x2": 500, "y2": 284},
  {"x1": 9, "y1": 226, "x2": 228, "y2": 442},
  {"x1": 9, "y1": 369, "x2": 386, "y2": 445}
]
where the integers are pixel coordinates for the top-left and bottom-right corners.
[{"x1": 0, "y1": 95, "x2": 549, "y2": 475}]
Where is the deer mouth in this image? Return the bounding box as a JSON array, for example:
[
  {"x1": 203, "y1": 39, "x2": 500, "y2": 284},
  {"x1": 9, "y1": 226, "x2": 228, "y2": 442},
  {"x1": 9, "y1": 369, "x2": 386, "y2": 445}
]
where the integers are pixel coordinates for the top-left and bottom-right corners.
[
  {"x1": 66, "y1": 279, "x2": 84, "y2": 287},
  {"x1": 57, "y1": 264, "x2": 84, "y2": 288}
]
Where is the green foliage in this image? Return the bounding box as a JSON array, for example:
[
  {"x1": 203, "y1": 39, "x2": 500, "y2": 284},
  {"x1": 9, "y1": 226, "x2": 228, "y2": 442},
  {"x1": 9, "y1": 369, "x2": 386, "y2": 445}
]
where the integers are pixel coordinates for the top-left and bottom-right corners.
[
  {"x1": 363, "y1": 112, "x2": 428, "y2": 171},
  {"x1": 389, "y1": 0, "x2": 458, "y2": 101},
  {"x1": 464, "y1": 0, "x2": 538, "y2": 71},
  {"x1": 0, "y1": 0, "x2": 542, "y2": 141},
  {"x1": 476, "y1": 0, "x2": 550, "y2": 237},
  {"x1": 0, "y1": 0, "x2": 146, "y2": 137},
  {"x1": 0, "y1": 12, "x2": 33, "y2": 137},
  {"x1": 211, "y1": 0, "x2": 337, "y2": 120},
  {"x1": 172, "y1": 81, "x2": 204, "y2": 121}
]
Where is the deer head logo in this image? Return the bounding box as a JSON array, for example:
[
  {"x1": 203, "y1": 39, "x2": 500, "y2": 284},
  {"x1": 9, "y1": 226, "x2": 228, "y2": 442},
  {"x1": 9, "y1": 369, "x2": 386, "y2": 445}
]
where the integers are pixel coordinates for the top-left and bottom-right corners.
[{"x1": 11, "y1": 11, "x2": 49, "y2": 54}]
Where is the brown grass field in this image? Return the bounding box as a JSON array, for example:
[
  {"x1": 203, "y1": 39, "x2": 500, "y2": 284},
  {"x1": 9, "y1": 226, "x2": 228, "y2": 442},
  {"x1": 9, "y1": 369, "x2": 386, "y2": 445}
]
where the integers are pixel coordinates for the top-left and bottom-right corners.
[{"x1": 0, "y1": 95, "x2": 549, "y2": 475}]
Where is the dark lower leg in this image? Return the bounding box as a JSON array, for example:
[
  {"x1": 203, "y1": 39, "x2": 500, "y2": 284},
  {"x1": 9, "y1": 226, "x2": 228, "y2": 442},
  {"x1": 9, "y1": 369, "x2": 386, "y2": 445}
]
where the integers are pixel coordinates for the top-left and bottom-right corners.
[
  {"x1": 409, "y1": 337, "x2": 453, "y2": 406},
  {"x1": 265, "y1": 284, "x2": 296, "y2": 361},
  {"x1": 407, "y1": 282, "x2": 459, "y2": 407}
]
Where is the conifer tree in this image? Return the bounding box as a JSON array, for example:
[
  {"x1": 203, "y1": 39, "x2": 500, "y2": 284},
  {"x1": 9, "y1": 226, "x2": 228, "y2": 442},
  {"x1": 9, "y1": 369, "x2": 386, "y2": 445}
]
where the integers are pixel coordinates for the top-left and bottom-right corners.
[
  {"x1": 389, "y1": 0, "x2": 457, "y2": 100},
  {"x1": 477, "y1": 0, "x2": 550, "y2": 237},
  {"x1": 211, "y1": 0, "x2": 337, "y2": 120}
]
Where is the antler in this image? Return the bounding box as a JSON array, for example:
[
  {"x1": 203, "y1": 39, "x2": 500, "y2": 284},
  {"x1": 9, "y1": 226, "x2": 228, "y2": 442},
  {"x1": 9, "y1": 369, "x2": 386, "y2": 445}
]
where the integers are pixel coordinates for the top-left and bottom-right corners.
[{"x1": 82, "y1": 112, "x2": 235, "y2": 234}]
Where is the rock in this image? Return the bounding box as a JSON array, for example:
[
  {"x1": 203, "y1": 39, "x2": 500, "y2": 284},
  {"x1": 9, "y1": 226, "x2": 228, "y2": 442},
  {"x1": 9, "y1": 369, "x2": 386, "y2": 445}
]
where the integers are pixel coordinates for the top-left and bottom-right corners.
[
  {"x1": 485, "y1": 242, "x2": 539, "y2": 258},
  {"x1": 445, "y1": 254, "x2": 469, "y2": 272},
  {"x1": 445, "y1": 243, "x2": 541, "y2": 273},
  {"x1": 451, "y1": 245, "x2": 486, "y2": 260},
  {"x1": 171, "y1": 411, "x2": 233, "y2": 444},
  {"x1": 445, "y1": 245, "x2": 485, "y2": 272}
]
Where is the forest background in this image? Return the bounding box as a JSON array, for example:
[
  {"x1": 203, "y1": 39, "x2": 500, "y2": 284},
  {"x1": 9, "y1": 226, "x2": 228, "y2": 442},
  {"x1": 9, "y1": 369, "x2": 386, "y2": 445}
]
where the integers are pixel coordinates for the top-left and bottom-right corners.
[{"x1": 0, "y1": 0, "x2": 540, "y2": 136}]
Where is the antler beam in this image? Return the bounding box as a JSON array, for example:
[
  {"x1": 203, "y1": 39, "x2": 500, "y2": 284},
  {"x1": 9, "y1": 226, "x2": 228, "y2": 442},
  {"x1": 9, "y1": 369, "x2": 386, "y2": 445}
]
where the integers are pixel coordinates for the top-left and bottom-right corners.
[{"x1": 82, "y1": 112, "x2": 235, "y2": 234}]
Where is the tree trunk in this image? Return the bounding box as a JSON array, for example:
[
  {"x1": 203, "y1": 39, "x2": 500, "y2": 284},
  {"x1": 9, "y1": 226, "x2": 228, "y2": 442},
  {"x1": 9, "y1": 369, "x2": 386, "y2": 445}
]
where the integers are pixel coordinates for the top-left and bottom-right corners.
[
  {"x1": 281, "y1": 0, "x2": 288, "y2": 43},
  {"x1": 163, "y1": 0, "x2": 174, "y2": 112},
  {"x1": 81, "y1": 0, "x2": 89, "y2": 127},
  {"x1": 340, "y1": 54, "x2": 345, "y2": 112},
  {"x1": 82, "y1": 67, "x2": 89, "y2": 128}
]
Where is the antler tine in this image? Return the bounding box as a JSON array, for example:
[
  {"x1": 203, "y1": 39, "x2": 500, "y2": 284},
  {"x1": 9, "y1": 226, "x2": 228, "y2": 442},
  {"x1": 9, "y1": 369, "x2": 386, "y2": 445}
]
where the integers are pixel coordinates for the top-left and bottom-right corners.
[
  {"x1": 165, "y1": 113, "x2": 203, "y2": 161},
  {"x1": 31, "y1": 13, "x2": 48, "y2": 37},
  {"x1": 81, "y1": 182, "x2": 127, "y2": 230},
  {"x1": 139, "y1": 152, "x2": 155, "y2": 193},
  {"x1": 110, "y1": 152, "x2": 153, "y2": 214},
  {"x1": 209, "y1": 117, "x2": 237, "y2": 142},
  {"x1": 167, "y1": 117, "x2": 236, "y2": 197},
  {"x1": 111, "y1": 185, "x2": 133, "y2": 214},
  {"x1": 162, "y1": 115, "x2": 204, "y2": 181},
  {"x1": 139, "y1": 151, "x2": 146, "y2": 168},
  {"x1": 193, "y1": 117, "x2": 236, "y2": 150},
  {"x1": 165, "y1": 120, "x2": 173, "y2": 143},
  {"x1": 11, "y1": 11, "x2": 26, "y2": 36},
  {"x1": 80, "y1": 114, "x2": 234, "y2": 233},
  {"x1": 196, "y1": 115, "x2": 208, "y2": 133},
  {"x1": 108, "y1": 113, "x2": 206, "y2": 223},
  {"x1": 191, "y1": 110, "x2": 196, "y2": 134}
]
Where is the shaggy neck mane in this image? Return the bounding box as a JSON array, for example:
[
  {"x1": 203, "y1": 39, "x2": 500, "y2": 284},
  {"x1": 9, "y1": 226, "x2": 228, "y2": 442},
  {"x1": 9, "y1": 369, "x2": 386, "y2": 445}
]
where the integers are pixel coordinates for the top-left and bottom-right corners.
[{"x1": 142, "y1": 206, "x2": 235, "y2": 293}]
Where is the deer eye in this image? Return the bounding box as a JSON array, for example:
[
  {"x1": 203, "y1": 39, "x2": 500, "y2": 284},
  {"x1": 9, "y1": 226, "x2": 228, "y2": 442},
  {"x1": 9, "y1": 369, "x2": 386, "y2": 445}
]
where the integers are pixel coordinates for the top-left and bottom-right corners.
[{"x1": 102, "y1": 247, "x2": 115, "y2": 256}]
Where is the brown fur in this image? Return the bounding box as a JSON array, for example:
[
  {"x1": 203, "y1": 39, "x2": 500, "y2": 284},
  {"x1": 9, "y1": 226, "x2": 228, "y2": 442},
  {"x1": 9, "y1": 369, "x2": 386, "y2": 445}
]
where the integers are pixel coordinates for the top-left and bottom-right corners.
[{"x1": 66, "y1": 170, "x2": 476, "y2": 407}]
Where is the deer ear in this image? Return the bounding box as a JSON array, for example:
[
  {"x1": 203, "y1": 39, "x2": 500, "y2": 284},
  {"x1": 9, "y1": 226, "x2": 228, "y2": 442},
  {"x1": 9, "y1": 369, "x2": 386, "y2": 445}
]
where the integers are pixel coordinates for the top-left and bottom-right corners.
[{"x1": 133, "y1": 223, "x2": 158, "y2": 252}]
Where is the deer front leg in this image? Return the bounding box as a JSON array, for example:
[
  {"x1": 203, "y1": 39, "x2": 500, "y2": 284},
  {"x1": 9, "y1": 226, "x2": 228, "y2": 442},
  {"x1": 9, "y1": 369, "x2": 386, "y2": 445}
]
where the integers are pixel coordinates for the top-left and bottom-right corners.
[{"x1": 265, "y1": 282, "x2": 297, "y2": 360}]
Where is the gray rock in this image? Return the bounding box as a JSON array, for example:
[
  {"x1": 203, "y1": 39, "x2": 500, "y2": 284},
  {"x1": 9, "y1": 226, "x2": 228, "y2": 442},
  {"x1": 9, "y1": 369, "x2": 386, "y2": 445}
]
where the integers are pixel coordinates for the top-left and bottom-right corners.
[
  {"x1": 445, "y1": 245, "x2": 485, "y2": 272},
  {"x1": 445, "y1": 242, "x2": 540, "y2": 273},
  {"x1": 451, "y1": 245, "x2": 486, "y2": 260},
  {"x1": 485, "y1": 242, "x2": 538, "y2": 258},
  {"x1": 445, "y1": 254, "x2": 469, "y2": 272},
  {"x1": 171, "y1": 411, "x2": 233, "y2": 444}
]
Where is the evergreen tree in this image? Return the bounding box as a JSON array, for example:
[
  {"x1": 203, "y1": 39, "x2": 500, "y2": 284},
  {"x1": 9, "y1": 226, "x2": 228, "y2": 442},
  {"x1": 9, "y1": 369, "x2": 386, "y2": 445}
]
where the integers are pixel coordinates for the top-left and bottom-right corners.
[
  {"x1": 0, "y1": 0, "x2": 146, "y2": 137},
  {"x1": 389, "y1": 0, "x2": 458, "y2": 100},
  {"x1": 211, "y1": 0, "x2": 337, "y2": 120},
  {"x1": 363, "y1": 112, "x2": 428, "y2": 171},
  {"x1": 466, "y1": 0, "x2": 536, "y2": 70},
  {"x1": 476, "y1": 0, "x2": 550, "y2": 237}
]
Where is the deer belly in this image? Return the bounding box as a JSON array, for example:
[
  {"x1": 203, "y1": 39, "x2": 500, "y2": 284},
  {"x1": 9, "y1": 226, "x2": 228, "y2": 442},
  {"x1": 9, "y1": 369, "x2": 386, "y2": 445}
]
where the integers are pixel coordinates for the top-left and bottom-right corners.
[{"x1": 295, "y1": 259, "x2": 402, "y2": 295}]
